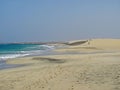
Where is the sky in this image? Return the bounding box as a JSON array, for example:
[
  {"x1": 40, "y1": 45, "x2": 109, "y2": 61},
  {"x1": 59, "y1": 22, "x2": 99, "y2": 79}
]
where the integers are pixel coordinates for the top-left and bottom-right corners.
[{"x1": 0, "y1": 0, "x2": 120, "y2": 43}]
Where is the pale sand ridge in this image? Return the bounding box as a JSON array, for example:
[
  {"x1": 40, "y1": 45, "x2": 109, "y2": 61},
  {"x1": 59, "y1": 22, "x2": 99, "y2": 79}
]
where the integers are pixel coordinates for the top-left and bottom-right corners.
[{"x1": 55, "y1": 39, "x2": 120, "y2": 52}]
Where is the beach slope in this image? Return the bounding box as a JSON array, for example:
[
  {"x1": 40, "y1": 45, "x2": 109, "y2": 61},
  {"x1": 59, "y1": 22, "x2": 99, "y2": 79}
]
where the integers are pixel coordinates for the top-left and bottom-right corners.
[{"x1": 0, "y1": 39, "x2": 120, "y2": 90}]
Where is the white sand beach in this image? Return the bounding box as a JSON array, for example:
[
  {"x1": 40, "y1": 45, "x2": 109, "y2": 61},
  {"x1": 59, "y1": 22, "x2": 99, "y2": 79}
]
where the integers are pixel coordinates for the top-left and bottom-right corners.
[{"x1": 0, "y1": 39, "x2": 120, "y2": 90}]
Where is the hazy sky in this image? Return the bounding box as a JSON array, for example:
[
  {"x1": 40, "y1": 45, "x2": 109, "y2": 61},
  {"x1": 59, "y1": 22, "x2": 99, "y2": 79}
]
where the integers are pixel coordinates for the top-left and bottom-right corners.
[{"x1": 0, "y1": 0, "x2": 120, "y2": 42}]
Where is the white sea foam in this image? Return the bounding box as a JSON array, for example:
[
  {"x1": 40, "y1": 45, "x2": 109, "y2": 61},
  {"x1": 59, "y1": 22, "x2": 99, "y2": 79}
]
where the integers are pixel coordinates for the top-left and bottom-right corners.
[
  {"x1": 0, "y1": 54, "x2": 29, "y2": 60},
  {"x1": 40, "y1": 45, "x2": 54, "y2": 49},
  {"x1": 0, "y1": 45, "x2": 55, "y2": 60}
]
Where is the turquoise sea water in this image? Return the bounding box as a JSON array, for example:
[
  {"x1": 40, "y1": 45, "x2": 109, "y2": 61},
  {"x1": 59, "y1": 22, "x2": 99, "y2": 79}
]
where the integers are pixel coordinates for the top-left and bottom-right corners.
[{"x1": 0, "y1": 44, "x2": 54, "y2": 60}]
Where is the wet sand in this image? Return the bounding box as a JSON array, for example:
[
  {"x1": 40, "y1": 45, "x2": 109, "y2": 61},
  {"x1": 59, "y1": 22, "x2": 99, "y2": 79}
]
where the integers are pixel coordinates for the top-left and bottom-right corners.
[{"x1": 0, "y1": 39, "x2": 120, "y2": 90}]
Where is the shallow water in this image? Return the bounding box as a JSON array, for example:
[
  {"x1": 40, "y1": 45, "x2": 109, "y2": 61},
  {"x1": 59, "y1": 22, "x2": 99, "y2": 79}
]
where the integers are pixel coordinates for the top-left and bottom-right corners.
[
  {"x1": 0, "y1": 44, "x2": 54, "y2": 59},
  {"x1": 0, "y1": 59, "x2": 27, "y2": 70}
]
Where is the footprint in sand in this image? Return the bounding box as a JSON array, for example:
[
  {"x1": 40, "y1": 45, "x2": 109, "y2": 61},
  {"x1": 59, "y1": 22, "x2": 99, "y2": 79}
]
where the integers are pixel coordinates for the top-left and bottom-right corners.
[{"x1": 68, "y1": 85, "x2": 74, "y2": 90}]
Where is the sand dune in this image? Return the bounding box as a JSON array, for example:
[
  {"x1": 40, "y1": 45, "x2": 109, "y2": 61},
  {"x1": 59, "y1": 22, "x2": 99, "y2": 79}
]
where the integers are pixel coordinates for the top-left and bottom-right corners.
[
  {"x1": 65, "y1": 40, "x2": 88, "y2": 46},
  {"x1": 55, "y1": 39, "x2": 120, "y2": 53},
  {"x1": 0, "y1": 39, "x2": 120, "y2": 90},
  {"x1": 89, "y1": 39, "x2": 120, "y2": 49},
  {"x1": 67, "y1": 39, "x2": 120, "y2": 48}
]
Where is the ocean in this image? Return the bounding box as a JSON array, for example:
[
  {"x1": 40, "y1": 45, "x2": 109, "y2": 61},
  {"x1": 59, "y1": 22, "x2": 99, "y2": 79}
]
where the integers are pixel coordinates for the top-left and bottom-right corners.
[{"x1": 0, "y1": 44, "x2": 54, "y2": 60}]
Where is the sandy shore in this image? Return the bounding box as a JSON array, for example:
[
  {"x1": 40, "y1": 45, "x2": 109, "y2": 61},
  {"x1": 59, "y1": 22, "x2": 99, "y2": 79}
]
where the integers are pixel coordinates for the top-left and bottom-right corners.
[{"x1": 0, "y1": 39, "x2": 120, "y2": 90}]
